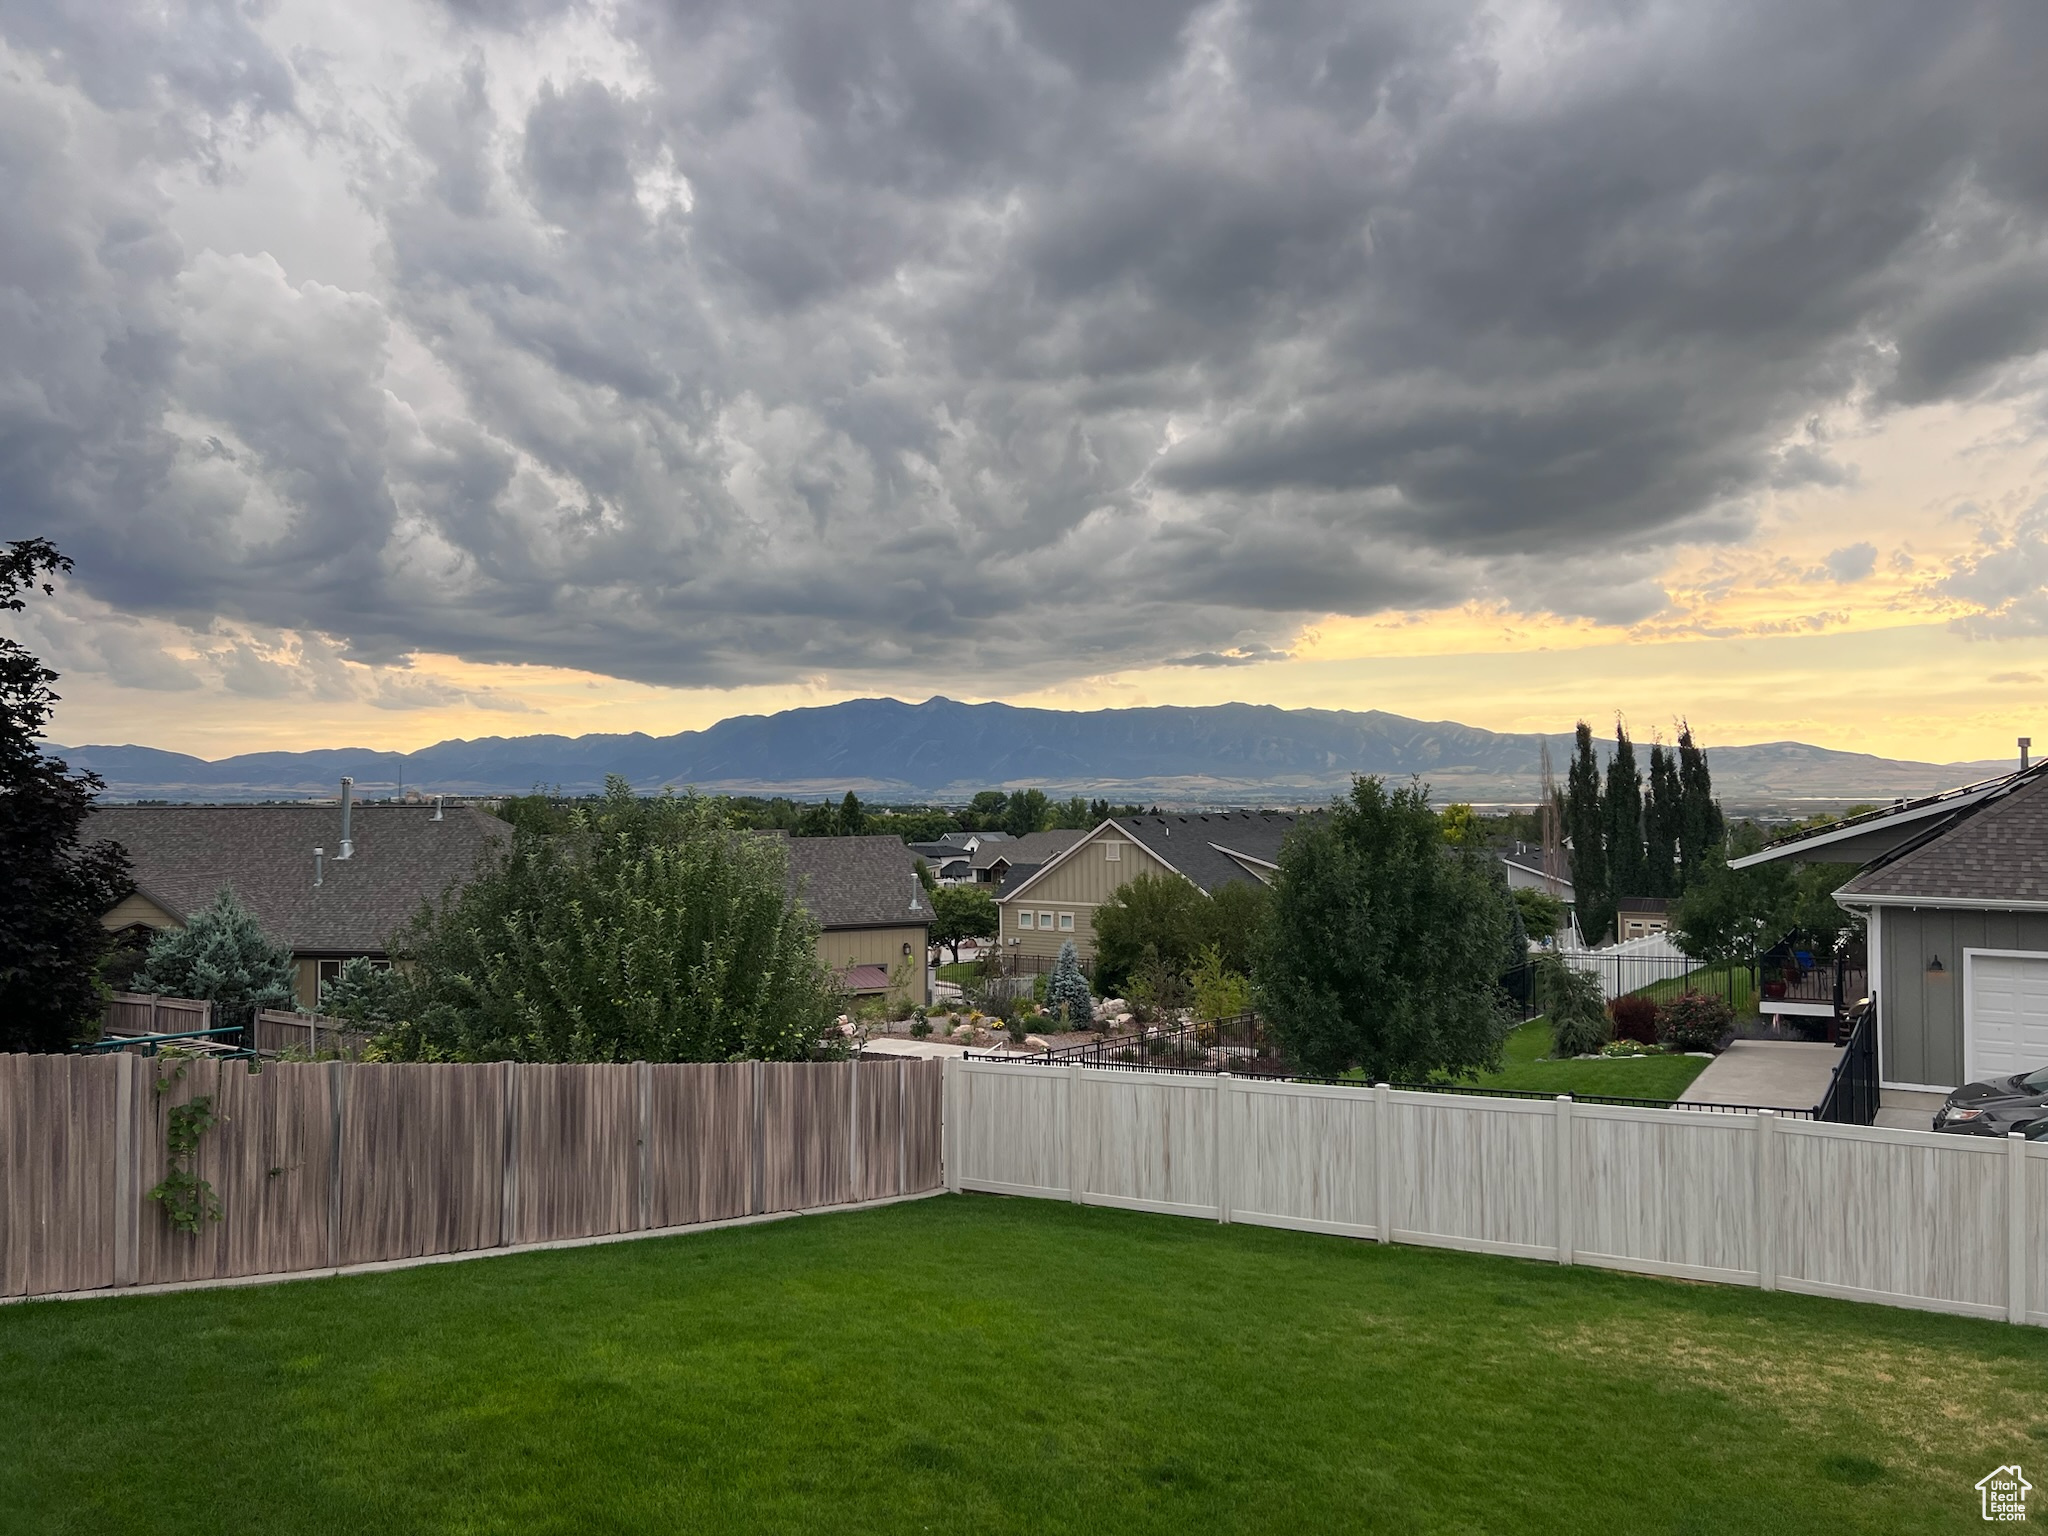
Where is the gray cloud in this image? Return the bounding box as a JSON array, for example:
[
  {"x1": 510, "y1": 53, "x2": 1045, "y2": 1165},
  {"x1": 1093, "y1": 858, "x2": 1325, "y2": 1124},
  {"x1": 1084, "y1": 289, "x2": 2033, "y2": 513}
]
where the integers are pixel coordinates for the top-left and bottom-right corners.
[{"x1": 4, "y1": 0, "x2": 2048, "y2": 694}]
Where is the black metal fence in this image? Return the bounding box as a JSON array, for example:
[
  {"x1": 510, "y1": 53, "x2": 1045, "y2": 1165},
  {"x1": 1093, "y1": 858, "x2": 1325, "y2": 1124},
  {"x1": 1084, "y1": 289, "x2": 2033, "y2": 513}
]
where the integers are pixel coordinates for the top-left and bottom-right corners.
[{"x1": 1814, "y1": 1000, "x2": 1880, "y2": 1125}]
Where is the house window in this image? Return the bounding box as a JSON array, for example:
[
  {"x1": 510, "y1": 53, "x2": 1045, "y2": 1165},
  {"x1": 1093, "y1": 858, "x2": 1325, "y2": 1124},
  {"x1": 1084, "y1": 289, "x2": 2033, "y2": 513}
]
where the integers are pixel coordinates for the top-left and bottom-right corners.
[
  {"x1": 1104, "y1": 841, "x2": 1121, "y2": 862},
  {"x1": 1016, "y1": 910, "x2": 1034, "y2": 930},
  {"x1": 1039, "y1": 911, "x2": 1056, "y2": 929},
  {"x1": 1058, "y1": 912, "x2": 1075, "y2": 932}
]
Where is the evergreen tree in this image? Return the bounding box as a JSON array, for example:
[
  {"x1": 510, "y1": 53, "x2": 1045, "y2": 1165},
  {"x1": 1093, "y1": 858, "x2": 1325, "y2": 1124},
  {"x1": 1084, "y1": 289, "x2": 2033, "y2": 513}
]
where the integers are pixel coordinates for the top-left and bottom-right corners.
[
  {"x1": 1603, "y1": 722, "x2": 1646, "y2": 904},
  {"x1": 1564, "y1": 723, "x2": 1611, "y2": 945},
  {"x1": 1644, "y1": 742, "x2": 1682, "y2": 897},
  {"x1": 1044, "y1": 939, "x2": 1092, "y2": 1028},
  {"x1": 0, "y1": 539, "x2": 133, "y2": 1052},
  {"x1": 837, "y1": 790, "x2": 865, "y2": 836},
  {"x1": 1676, "y1": 723, "x2": 1725, "y2": 885},
  {"x1": 134, "y1": 887, "x2": 297, "y2": 1031}
]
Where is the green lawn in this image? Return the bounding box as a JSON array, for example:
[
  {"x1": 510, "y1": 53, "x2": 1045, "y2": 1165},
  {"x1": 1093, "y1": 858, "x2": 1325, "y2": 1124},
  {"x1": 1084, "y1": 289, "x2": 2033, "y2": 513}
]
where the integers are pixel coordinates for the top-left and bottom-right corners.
[
  {"x1": 935, "y1": 960, "x2": 979, "y2": 986},
  {"x1": 1442, "y1": 1018, "x2": 1713, "y2": 1101},
  {"x1": 1627, "y1": 957, "x2": 1761, "y2": 1017},
  {"x1": 3, "y1": 1196, "x2": 2039, "y2": 1533}
]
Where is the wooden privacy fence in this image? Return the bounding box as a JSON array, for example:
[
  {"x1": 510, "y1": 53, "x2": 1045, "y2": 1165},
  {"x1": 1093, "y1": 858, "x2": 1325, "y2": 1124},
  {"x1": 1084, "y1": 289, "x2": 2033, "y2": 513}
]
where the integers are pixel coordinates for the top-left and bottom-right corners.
[
  {"x1": 101, "y1": 993, "x2": 213, "y2": 1037},
  {"x1": 251, "y1": 1011, "x2": 374, "y2": 1060},
  {"x1": 1, "y1": 1054, "x2": 943, "y2": 1300},
  {"x1": 944, "y1": 1059, "x2": 2048, "y2": 1327}
]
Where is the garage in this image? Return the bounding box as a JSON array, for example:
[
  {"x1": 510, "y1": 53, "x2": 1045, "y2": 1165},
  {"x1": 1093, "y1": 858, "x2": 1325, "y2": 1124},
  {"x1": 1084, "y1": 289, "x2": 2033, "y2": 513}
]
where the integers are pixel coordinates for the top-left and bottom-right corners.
[{"x1": 1966, "y1": 950, "x2": 2048, "y2": 1084}]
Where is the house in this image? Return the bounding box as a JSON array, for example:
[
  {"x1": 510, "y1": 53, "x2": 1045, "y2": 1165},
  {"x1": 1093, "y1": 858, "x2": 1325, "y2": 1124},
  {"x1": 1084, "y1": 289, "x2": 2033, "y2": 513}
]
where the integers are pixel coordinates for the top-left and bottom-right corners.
[
  {"x1": 972, "y1": 829, "x2": 1085, "y2": 885},
  {"x1": 992, "y1": 811, "x2": 1318, "y2": 964},
  {"x1": 1733, "y1": 747, "x2": 2048, "y2": 1097},
  {"x1": 1615, "y1": 896, "x2": 1670, "y2": 940},
  {"x1": 905, "y1": 841, "x2": 974, "y2": 883},
  {"x1": 780, "y1": 835, "x2": 932, "y2": 1005},
  {"x1": 91, "y1": 799, "x2": 511, "y2": 1009},
  {"x1": 1500, "y1": 845, "x2": 1574, "y2": 904}
]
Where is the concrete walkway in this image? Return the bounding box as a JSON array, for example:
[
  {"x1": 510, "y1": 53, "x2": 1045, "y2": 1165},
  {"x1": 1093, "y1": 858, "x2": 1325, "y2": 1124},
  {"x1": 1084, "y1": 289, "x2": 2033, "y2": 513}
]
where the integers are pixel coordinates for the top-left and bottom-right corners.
[{"x1": 1678, "y1": 1040, "x2": 1841, "y2": 1112}]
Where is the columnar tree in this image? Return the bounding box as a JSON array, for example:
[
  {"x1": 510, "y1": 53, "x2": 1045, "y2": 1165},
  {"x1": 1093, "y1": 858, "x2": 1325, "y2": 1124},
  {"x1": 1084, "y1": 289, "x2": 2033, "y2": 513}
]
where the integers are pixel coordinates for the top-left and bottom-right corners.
[
  {"x1": 1603, "y1": 722, "x2": 1646, "y2": 906},
  {"x1": 1644, "y1": 742, "x2": 1682, "y2": 897},
  {"x1": 1565, "y1": 723, "x2": 1611, "y2": 944},
  {"x1": 837, "y1": 791, "x2": 865, "y2": 836},
  {"x1": 1676, "y1": 723, "x2": 1724, "y2": 887},
  {"x1": 1254, "y1": 776, "x2": 1515, "y2": 1081},
  {"x1": 0, "y1": 539, "x2": 132, "y2": 1052}
]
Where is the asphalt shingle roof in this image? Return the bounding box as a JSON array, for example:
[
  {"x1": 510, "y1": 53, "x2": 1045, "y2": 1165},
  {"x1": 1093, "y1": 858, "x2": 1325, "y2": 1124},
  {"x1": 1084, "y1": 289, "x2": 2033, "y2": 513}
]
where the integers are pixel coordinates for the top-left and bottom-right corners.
[
  {"x1": 88, "y1": 804, "x2": 511, "y2": 953},
  {"x1": 1837, "y1": 773, "x2": 2048, "y2": 903},
  {"x1": 1111, "y1": 810, "x2": 1321, "y2": 894},
  {"x1": 780, "y1": 835, "x2": 932, "y2": 929},
  {"x1": 973, "y1": 829, "x2": 1085, "y2": 870}
]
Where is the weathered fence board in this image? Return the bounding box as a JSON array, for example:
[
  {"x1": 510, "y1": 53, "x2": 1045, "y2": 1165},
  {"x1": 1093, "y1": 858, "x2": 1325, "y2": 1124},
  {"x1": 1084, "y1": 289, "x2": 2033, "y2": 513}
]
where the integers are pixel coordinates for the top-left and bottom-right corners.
[
  {"x1": 2, "y1": 1052, "x2": 943, "y2": 1302},
  {"x1": 0, "y1": 1054, "x2": 119, "y2": 1297},
  {"x1": 340, "y1": 1064, "x2": 505, "y2": 1265},
  {"x1": 252, "y1": 1011, "x2": 372, "y2": 1060},
  {"x1": 101, "y1": 994, "x2": 212, "y2": 1038}
]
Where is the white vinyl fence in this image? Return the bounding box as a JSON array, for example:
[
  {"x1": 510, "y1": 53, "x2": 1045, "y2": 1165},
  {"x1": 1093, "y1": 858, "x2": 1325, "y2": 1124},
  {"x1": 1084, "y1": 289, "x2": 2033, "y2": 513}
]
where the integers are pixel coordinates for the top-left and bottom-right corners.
[{"x1": 942, "y1": 1059, "x2": 2048, "y2": 1326}]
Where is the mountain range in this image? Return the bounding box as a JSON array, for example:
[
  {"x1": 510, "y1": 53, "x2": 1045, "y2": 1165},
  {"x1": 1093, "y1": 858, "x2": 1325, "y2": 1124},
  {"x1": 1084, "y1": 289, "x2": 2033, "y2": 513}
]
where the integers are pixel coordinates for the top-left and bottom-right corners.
[{"x1": 53, "y1": 697, "x2": 2017, "y2": 810}]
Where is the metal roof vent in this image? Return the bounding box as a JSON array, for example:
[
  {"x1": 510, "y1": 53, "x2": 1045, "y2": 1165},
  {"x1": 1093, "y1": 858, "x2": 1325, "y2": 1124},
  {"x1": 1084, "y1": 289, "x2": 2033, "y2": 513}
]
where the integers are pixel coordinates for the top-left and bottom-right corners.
[
  {"x1": 314, "y1": 847, "x2": 325, "y2": 887},
  {"x1": 432, "y1": 794, "x2": 444, "y2": 821},
  {"x1": 336, "y1": 777, "x2": 355, "y2": 860}
]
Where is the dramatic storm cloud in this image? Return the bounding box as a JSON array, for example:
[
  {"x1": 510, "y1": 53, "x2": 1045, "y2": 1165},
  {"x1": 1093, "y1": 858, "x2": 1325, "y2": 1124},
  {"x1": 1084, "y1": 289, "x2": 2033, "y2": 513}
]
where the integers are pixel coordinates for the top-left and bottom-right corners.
[{"x1": 3, "y1": 0, "x2": 2047, "y2": 693}]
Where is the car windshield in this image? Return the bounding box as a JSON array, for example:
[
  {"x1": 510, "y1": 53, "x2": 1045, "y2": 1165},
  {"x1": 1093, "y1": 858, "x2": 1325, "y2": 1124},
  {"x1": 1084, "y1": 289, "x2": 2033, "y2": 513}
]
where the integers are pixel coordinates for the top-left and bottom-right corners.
[{"x1": 2021, "y1": 1065, "x2": 2048, "y2": 1093}]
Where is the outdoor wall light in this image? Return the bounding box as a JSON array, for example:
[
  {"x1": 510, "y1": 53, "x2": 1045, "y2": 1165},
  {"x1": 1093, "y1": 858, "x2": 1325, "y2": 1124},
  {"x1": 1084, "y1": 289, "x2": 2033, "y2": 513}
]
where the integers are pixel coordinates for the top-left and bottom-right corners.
[
  {"x1": 902, "y1": 942, "x2": 913, "y2": 956},
  {"x1": 1926, "y1": 954, "x2": 1947, "y2": 978}
]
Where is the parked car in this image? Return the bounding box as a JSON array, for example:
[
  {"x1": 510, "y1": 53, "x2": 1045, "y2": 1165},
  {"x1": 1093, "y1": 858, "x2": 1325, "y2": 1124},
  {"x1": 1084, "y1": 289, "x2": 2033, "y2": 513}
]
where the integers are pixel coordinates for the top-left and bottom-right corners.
[{"x1": 1933, "y1": 1064, "x2": 2048, "y2": 1135}]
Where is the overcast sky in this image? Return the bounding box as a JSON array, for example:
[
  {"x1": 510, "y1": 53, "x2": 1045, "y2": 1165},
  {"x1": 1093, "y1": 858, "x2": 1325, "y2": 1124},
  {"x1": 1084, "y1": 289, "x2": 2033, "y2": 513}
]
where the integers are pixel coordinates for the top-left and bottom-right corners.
[{"x1": 5, "y1": 0, "x2": 2048, "y2": 761}]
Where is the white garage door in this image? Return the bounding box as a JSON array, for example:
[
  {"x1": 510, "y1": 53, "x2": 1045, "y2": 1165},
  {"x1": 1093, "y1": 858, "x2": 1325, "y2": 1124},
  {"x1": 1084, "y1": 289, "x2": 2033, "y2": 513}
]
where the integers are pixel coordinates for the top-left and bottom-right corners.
[{"x1": 1967, "y1": 952, "x2": 2048, "y2": 1083}]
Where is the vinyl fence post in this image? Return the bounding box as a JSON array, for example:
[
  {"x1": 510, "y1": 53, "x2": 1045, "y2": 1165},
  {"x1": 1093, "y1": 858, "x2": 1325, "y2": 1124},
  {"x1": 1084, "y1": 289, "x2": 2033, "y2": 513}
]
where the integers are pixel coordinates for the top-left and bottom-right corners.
[
  {"x1": 943, "y1": 1056, "x2": 961, "y2": 1194},
  {"x1": 1373, "y1": 1083, "x2": 1393, "y2": 1244},
  {"x1": 1215, "y1": 1072, "x2": 1232, "y2": 1224},
  {"x1": 1756, "y1": 1111, "x2": 1778, "y2": 1292},
  {"x1": 500, "y1": 1061, "x2": 519, "y2": 1249},
  {"x1": 328, "y1": 1060, "x2": 346, "y2": 1268},
  {"x1": 636, "y1": 1061, "x2": 652, "y2": 1233},
  {"x1": 1553, "y1": 1096, "x2": 1574, "y2": 1265},
  {"x1": 1066, "y1": 1065, "x2": 1083, "y2": 1205},
  {"x1": 112, "y1": 1051, "x2": 136, "y2": 1287},
  {"x1": 2010, "y1": 1132, "x2": 2029, "y2": 1326}
]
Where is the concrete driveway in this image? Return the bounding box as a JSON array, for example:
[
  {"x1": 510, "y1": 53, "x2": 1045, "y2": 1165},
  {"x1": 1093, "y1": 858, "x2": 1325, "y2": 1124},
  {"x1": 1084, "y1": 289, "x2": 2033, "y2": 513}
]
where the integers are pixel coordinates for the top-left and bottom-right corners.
[{"x1": 1678, "y1": 1041, "x2": 1841, "y2": 1112}]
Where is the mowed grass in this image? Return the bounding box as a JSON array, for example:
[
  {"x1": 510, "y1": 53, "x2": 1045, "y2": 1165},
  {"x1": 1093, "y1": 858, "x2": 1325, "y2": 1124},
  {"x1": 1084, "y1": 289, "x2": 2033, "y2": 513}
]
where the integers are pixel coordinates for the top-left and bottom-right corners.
[
  {"x1": 1448, "y1": 1018, "x2": 1714, "y2": 1101},
  {"x1": 5, "y1": 1196, "x2": 2040, "y2": 1535},
  {"x1": 1628, "y1": 958, "x2": 1762, "y2": 1018}
]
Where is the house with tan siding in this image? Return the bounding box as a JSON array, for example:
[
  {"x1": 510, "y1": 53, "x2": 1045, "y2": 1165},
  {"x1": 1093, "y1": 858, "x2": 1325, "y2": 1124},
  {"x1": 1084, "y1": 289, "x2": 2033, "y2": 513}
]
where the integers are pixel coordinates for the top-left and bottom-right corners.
[
  {"x1": 992, "y1": 811, "x2": 1319, "y2": 965},
  {"x1": 88, "y1": 801, "x2": 512, "y2": 1009},
  {"x1": 780, "y1": 834, "x2": 932, "y2": 1005}
]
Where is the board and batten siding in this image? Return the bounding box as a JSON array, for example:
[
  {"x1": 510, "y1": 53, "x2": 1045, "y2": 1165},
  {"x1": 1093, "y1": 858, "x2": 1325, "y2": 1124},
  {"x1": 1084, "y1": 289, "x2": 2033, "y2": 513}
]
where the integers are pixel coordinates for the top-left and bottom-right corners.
[
  {"x1": 101, "y1": 892, "x2": 180, "y2": 933},
  {"x1": 1878, "y1": 906, "x2": 2048, "y2": 1089},
  {"x1": 817, "y1": 924, "x2": 929, "y2": 1002},
  {"x1": 998, "y1": 827, "x2": 1175, "y2": 961}
]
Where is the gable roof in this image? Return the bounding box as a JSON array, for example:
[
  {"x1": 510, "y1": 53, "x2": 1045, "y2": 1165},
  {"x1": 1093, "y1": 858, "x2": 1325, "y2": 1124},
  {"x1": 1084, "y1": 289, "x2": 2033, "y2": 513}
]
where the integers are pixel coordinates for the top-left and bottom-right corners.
[
  {"x1": 973, "y1": 829, "x2": 1085, "y2": 870},
  {"x1": 1836, "y1": 772, "x2": 2048, "y2": 906},
  {"x1": 780, "y1": 835, "x2": 932, "y2": 929},
  {"x1": 87, "y1": 803, "x2": 510, "y2": 953},
  {"x1": 996, "y1": 811, "x2": 1323, "y2": 902},
  {"x1": 1732, "y1": 762, "x2": 2043, "y2": 869}
]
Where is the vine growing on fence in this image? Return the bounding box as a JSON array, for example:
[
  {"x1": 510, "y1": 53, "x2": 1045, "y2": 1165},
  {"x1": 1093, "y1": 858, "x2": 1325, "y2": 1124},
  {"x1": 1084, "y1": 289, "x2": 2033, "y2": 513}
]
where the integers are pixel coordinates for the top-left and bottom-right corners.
[{"x1": 148, "y1": 1060, "x2": 222, "y2": 1234}]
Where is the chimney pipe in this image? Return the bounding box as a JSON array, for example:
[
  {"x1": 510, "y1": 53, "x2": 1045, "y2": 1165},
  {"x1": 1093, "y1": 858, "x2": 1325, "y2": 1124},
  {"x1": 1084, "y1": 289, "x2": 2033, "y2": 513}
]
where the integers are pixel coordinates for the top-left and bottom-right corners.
[
  {"x1": 432, "y1": 794, "x2": 443, "y2": 821},
  {"x1": 314, "y1": 847, "x2": 325, "y2": 887},
  {"x1": 337, "y1": 777, "x2": 355, "y2": 860},
  {"x1": 2022, "y1": 737, "x2": 2033, "y2": 772}
]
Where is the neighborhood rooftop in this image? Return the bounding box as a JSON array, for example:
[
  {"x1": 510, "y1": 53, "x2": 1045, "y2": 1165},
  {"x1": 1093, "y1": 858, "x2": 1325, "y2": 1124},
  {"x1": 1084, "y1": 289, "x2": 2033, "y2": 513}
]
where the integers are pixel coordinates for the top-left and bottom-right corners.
[
  {"x1": 86, "y1": 803, "x2": 511, "y2": 954},
  {"x1": 1836, "y1": 771, "x2": 2048, "y2": 905},
  {"x1": 777, "y1": 834, "x2": 931, "y2": 929}
]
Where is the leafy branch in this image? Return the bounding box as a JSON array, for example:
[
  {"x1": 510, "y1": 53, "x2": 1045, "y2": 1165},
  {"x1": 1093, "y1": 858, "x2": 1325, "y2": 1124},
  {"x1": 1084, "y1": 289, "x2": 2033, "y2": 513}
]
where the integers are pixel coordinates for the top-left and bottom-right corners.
[{"x1": 148, "y1": 1060, "x2": 222, "y2": 1234}]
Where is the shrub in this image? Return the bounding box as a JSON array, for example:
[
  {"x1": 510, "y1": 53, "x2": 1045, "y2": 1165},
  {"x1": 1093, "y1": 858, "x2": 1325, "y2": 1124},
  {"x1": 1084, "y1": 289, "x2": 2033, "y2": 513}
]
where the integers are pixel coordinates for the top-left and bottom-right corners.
[
  {"x1": 319, "y1": 957, "x2": 410, "y2": 1025},
  {"x1": 134, "y1": 887, "x2": 296, "y2": 1031},
  {"x1": 1535, "y1": 953, "x2": 1609, "y2": 1058},
  {"x1": 1188, "y1": 943, "x2": 1251, "y2": 1023},
  {"x1": 1657, "y1": 990, "x2": 1733, "y2": 1053},
  {"x1": 1607, "y1": 993, "x2": 1660, "y2": 1045},
  {"x1": 910, "y1": 1015, "x2": 932, "y2": 1039}
]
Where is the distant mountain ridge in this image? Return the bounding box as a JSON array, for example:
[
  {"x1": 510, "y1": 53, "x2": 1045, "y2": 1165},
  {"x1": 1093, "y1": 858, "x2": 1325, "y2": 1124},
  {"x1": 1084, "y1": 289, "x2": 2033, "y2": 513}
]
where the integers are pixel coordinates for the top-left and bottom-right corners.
[{"x1": 54, "y1": 696, "x2": 2013, "y2": 809}]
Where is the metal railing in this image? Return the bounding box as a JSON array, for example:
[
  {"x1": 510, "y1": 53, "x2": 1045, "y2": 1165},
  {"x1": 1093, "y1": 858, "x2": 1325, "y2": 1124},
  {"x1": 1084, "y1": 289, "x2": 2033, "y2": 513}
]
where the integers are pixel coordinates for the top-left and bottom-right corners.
[
  {"x1": 73, "y1": 1025, "x2": 255, "y2": 1060},
  {"x1": 1814, "y1": 1000, "x2": 1879, "y2": 1125},
  {"x1": 967, "y1": 1012, "x2": 1817, "y2": 1118}
]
